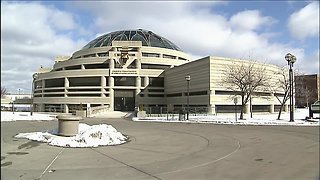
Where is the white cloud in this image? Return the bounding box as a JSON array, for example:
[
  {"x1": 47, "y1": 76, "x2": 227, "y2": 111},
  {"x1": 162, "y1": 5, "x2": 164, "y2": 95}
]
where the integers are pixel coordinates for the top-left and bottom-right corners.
[
  {"x1": 288, "y1": 1, "x2": 320, "y2": 40},
  {"x1": 296, "y1": 49, "x2": 319, "y2": 74},
  {"x1": 1, "y1": 1, "x2": 318, "y2": 93},
  {"x1": 71, "y1": 1, "x2": 306, "y2": 70},
  {"x1": 230, "y1": 10, "x2": 276, "y2": 31},
  {"x1": 50, "y1": 10, "x2": 77, "y2": 30},
  {"x1": 1, "y1": 2, "x2": 86, "y2": 93}
]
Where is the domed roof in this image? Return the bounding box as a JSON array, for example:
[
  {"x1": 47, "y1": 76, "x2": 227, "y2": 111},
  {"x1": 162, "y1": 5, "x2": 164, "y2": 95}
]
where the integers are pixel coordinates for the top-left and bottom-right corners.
[{"x1": 82, "y1": 29, "x2": 182, "y2": 51}]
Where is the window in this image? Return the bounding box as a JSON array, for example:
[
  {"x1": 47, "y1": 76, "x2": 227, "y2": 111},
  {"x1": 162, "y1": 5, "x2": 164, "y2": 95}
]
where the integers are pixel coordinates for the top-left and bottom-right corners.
[
  {"x1": 44, "y1": 94, "x2": 64, "y2": 97},
  {"x1": 141, "y1": 64, "x2": 170, "y2": 69},
  {"x1": 98, "y1": 52, "x2": 108, "y2": 57},
  {"x1": 178, "y1": 57, "x2": 187, "y2": 61},
  {"x1": 148, "y1": 94, "x2": 164, "y2": 97},
  {"x1": 163, "y1": 54, "x2": 176, "y2": 59},
  {"x1": 167, "y1": 93, "x2": 182, "y2": 97},
  {"x1": 68, "y1": 88, "x2": 101, "y2": 92},
  {"x1": 84, "y1": 63, "x2": 109, "y2": 69},
  {"x1": 45, "y1": 78, "x2": 64, "y2": 88},
  {"x1": 149, "y1": 77, "x2": 164, "y2": 87},
  {"x1": 142, "y1": 52, "x2": 160, "y2": 57},
  {"x1": 65, "y1": 65, "x2": 81, "y2": 70},
  {"x1": 68, "y1": 94, "x2": 101, "y2": 97},
  {"x1": 114, "y1": 77, "x2": 136, "y2": 86},
  {"x1": 83, "y1": 54, "x2": 96, "y2": 58},
  {"x1": 69, "y1": 77, "x2": 101, "y2": 87},
  {"x1": 148, "y1": 89, "x2": 164, "y2": 92},
  {"x1": 185, "y1": 91, "x2": 207, "y2": 96},
  {"x1": 35, "y1": 81, "x2": 43, "y2": 89},
  {"x1": 44, "y1": 89, "x2": 64, "y2": 92}
]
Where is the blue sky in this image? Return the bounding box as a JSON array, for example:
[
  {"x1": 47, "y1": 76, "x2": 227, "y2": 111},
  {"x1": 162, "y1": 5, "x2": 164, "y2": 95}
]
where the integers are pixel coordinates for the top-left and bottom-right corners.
[{"x1": 1, "y1": 1, "x2": 319, "y2": 94}]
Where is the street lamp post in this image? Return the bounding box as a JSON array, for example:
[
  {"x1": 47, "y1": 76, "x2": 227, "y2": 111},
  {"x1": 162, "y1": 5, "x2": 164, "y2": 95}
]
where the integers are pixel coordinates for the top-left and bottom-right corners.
[
  {"x1": 185, "y1": 75, "x2": 191, "y2": 120},
  {"x1": 285, "y1": 53, "x2": 296, "y2": 122},
  {"x1": 234, "y1": 97, "x2": 238, "y2": 122},
  {"x1": 30, "y1": 73, "x2": 38, "y2": 116}
]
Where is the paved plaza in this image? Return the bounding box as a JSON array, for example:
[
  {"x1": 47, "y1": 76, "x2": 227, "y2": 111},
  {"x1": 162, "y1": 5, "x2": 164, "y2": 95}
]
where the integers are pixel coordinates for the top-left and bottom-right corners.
[{"x1": 1, "y1": 117, "x2": 319, "y2": 180}]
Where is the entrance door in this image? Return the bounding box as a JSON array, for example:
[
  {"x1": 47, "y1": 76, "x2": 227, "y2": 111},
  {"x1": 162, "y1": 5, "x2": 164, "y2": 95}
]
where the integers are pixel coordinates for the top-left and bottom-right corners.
[{"x1": 114, "y1": 90, "x2": 135, "y2": 111}]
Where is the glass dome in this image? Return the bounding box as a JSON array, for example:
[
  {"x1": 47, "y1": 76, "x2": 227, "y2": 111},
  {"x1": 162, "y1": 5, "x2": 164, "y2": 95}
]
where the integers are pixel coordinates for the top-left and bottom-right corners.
[{"x1": 82, "y1": 29, "x2": 182, "y2": 51}]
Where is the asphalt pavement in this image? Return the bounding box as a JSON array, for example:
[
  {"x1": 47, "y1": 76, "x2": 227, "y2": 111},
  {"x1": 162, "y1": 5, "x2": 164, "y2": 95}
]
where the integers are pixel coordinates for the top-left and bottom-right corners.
[{"x1": 1, "y1": 117, "x2": 319, "y2": 180}]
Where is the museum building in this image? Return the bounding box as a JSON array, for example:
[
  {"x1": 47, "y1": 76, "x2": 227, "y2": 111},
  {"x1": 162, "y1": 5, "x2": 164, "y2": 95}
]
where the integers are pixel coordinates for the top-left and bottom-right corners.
[{"x1": 32, "y1": 29, "x2": 286, "y2": 114}]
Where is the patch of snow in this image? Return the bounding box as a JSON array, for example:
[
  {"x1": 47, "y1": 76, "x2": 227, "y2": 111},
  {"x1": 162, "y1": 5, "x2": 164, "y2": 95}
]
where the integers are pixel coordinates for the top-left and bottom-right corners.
[
  {"x1": 133, "y1": 108, "x2": 320, "y2": 126},
  {"x1": 1, "y1": 111, "x2": 56, "y2": 122},
  {"x1": 15, "y1": 123, "x2": 127, "y2": 148}
]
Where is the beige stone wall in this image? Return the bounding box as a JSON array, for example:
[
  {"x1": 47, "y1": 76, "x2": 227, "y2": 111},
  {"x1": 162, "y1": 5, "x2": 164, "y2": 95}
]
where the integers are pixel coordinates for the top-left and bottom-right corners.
[
  {"x1": 165, "y1": 56, "x2": 286, "y2": 114},
  {"x1": 165, "y1": 57, "x2": 210, "y2": 106},
  {"x1": 209, "y1": 56, "x2": 286, "y2": 107},
  {"x1": 33, "y1": 41, "x2": 190, "y2": 112}
]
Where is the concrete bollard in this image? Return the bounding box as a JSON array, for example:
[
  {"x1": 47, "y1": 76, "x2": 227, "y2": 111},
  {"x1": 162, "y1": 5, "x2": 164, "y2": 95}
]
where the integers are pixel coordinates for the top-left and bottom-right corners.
[{"x1": 57, "y1": 115, "x2": 82, "y2": 136}]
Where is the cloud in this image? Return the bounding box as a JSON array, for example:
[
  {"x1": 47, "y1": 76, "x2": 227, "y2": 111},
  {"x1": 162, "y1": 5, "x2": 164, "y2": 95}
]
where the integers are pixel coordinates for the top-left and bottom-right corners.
[
  {"x1": 1, "y1": 1, "x2": 318, "y2": 93},
  {"x1": 71, "y1": 2, "x2": 306, "y2": 70},
  {"x1": 288, "y1": 2, "x2": 319, "y2": 40},
  {"x1": 296, "y1": 49, "x2": 319, "y2": 74},
  {"x1": 1, "y1": 2, "x2": 86, "y2": 93},
  {"x1": 230, "y1": 10, "x2": 276, "y2": 31}
]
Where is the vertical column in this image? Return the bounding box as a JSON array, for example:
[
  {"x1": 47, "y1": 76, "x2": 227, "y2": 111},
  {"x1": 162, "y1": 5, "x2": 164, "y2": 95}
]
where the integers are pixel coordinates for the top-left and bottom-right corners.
[
  {"x1": 81, "y1": 64, "x2": 85, "y2": 69},
  {"x1": 144, "y1": 77, "x2": 149, "y2": 87},
  {"x1": 208, "y1": 104, "x2": 216, "y2": 114},
  {"x1": 109, "y1": 56, "x2": 115, "y2": 110},
  {"x1": 39, "y1": 104, "x2": 45, "y2": 112},
  {"x1": 64, "y1": 104, "x2": 69, "y2": 114},
  {"x1": 244, "y1": 104, "x2": 250, "y2": 114},
  {"x1": 64, "y1": 77, "x2": 69, "y2": 87},
  {"x1": 86, "y1": 103, "x2": 91, "y2": 117},
  {"x1": 101, "y1": 76, "x2": 106, "y2": 97},
  {"x1": 269, "y1": 104, "x2": 274, "y2": 113},
  {"x1": 110, "y1": 58, "x2": 115, "y2": 69},
  {"x1": 137, "y1": 47, "x2": 143, "y2": 103},
  {"x1": 109, "y1": 76, "x2": 114, "y2": 110},
  {"x1": 136, "y1": 58, "x2": 141, "y2": 70},
  {"x1": 136, "y1": 77, "x2": 141, "y2": 92},
  {"x1": 135, "y1": 77, "x2": 141, "y2": 107},
  {"x1": 64, "y1": 77, "x2": 69, "y2": 97}
]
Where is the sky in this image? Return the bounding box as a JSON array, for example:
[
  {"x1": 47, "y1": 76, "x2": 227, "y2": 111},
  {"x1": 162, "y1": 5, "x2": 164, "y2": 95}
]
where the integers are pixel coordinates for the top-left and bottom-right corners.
[{"x1": 1, "y1": 1, "x2": 319, "y2": 94}]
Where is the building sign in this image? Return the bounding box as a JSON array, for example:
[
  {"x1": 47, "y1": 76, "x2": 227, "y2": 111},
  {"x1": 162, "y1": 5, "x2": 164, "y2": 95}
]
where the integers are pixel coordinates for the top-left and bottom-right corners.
[{"x1": 110, "y1": 69, "x2": 138, "y2": 75}]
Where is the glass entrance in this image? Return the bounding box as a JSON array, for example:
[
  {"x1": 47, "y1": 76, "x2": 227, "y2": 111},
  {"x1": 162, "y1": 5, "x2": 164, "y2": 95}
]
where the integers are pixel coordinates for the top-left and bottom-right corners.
[{"x1": 114, "y1": 90, "x2": 135, "y2": 111}]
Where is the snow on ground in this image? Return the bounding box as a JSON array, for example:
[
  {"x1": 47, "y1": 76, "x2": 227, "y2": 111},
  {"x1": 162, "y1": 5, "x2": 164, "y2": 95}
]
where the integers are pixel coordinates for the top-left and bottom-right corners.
[
  {"x1": 2, "y1": 108, "x2": 319, "y2": 148},
  {"x1": 133, "y1": 108, "x2": 320, "y2": 126},
  {"x1": 1, "y1": 111, "x2": 57, "y2": 122},
  {"x1": 14, "y1": 123, "x2": 127, "y2": 148}
]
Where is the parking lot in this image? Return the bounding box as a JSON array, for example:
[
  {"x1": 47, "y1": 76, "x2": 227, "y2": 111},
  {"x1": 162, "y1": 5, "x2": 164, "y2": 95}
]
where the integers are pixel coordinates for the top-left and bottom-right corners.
[{"x1": 1, "y1": 117, "x2": 319, "y2": 180}]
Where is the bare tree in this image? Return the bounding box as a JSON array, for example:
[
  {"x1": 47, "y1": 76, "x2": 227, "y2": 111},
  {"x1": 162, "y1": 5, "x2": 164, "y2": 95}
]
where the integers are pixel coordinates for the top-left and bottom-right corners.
[
  {"x1": 1, "y1": 86, "x2": 7, "y2": 98},
  {"x1": 304, "y1": 86, "x2": 317, "y2": 107},
  {"x1": 222, "y1": 61, "x2": 270, "y2": 119},
  {"x1": 269, "y1": 67, "x2": 290, "y2": 120}
]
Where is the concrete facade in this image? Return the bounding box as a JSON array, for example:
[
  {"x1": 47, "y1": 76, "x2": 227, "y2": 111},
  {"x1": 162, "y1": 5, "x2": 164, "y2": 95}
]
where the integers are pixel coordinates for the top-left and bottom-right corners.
[
  {"x1": 33, "y1": 30, "x2": 191, "y2": 114},
  {"x1": 165, "y1": 56, "x2": 287, "y2": 114},
  {"x1": 33, "y1": 29, "x2": 287, "y2": 114}
]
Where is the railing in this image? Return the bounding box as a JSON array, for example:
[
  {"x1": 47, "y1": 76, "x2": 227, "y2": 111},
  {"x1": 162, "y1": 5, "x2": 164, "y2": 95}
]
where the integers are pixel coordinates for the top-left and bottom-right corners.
[{"x1": 87, "y1": 105, "x2": 110, "y2": 117}]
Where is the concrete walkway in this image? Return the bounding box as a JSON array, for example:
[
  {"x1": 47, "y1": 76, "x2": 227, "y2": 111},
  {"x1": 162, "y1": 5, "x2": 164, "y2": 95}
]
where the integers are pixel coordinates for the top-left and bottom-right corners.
[{"x1": 1, "y1": 117, "x2": 319, "y2": 180}]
